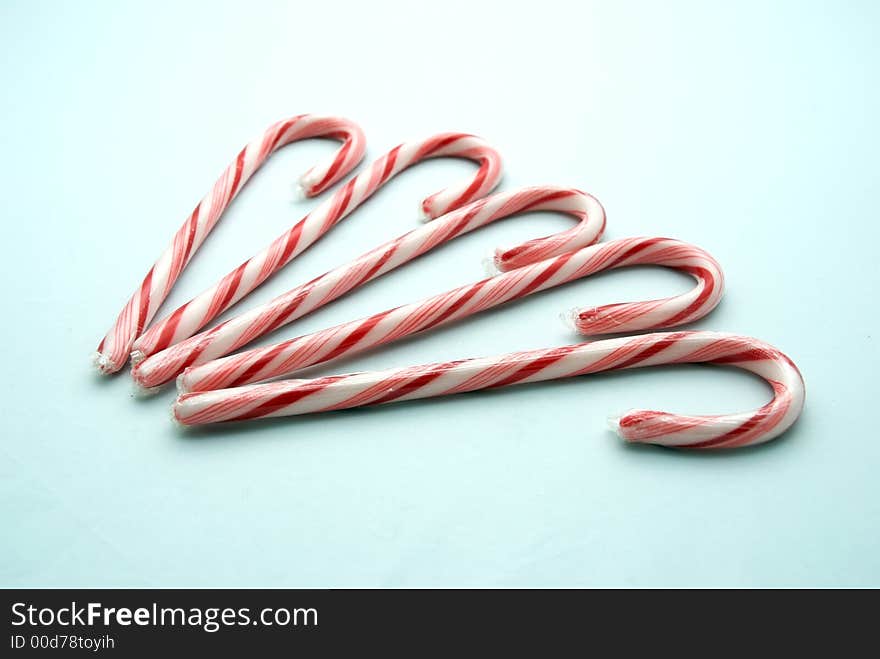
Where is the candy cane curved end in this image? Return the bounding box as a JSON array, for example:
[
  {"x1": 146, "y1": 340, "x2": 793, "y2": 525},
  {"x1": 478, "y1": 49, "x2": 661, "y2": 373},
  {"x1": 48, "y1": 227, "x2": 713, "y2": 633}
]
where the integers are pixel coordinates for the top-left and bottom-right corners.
[
  {"x1": 171, "y1": 331, "x2": 805, "y2": 449},
  {"x1": 606, "y1": 335, "x2": 805, "y2": 448},
  {"x1": 290, "y1": 117, "x2": 367, "y2": 197},
  {"x1": 493, "y1": 191, "x2": 606, "y2": 272},
  {"x1": 415, "y1": 134, "x2": 503, "y2": 219},
  {"x1": 94, "y1": 114, "x2": 366, "y2": 375},
  {"x1": 574, "y1": 240, "x2": 724, "y2": 336}
]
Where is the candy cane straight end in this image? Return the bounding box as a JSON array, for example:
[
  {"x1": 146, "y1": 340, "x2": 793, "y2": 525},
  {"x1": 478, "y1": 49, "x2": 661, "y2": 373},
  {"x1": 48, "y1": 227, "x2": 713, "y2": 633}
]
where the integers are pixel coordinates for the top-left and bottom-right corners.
[
  {"x1": 491, "y1": 247, "x2": 511, "y2": 273},
  {"x1": 607, "y1": 410, "x2": 653, "y2": 443},
  {"x1": 417, "y1": 202, "x2": 433, "y2": 223},
  {"x1": 170, "y1": 403, "x2": 191, "y2": 429},
  {"x1": 131, "y1": 379, "x2": 164, "y2": 398},
  {"x1": 606, "y1": 412, "x2": 624, "y2": 433},
  {"x1": 492, "y1": 245, "x2": 522, "y2": 273},
  {"x1": 573, "y1": 306, "x2": 623, "y2": 335},
  {"x1": 92, "y1": 339, "x2": 133, "y2": 374},
  {"x1": 296, "y1": 170, "x2": 332, "y2": 198},
  {"x1": 559, "y1": 308, "x2": 580, "y2": 332},
  {"x1": 92, "y1": 351, "x2": 118, "y2": 375},
  {"x1": 131, "y1": 361, "x2": 173, "y2": 391},
  {"x1": 419, "y1": 194, "x2": 460, "y2": 221},
  {"x1": 175, "y1": 372, "x2": 192, "y2": 394},
  {"x1": 481, "y1": 251, "x2": 501, "y2": 277}
]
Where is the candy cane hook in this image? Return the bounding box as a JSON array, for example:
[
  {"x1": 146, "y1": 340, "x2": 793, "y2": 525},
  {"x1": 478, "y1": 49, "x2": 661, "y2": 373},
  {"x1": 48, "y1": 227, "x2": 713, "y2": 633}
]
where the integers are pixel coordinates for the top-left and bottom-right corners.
[
  {"x1": 94, "y1": 114, "x2": 367, "y2": 374},
  {"x1": 176, "y1": 236, "x2": 723, "y2": 393},
  {"x1": 128, "y1": 133, "x2": 504, "y2": 367},
  {"x1": 173, "y1": 331, "x2": 805, "y2": 450},
  {"x1": 132, "y1": 186, "x2": 607, "y2": 389}
]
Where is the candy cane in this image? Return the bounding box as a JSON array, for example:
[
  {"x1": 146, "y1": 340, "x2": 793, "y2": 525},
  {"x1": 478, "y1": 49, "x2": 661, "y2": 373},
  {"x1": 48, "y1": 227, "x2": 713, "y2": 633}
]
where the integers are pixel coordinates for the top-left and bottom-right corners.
[
  {"x1": 128, "y1": 133, "x2": 504, "y2": 368},
  {"x1": 94, "y1": 114, "x2": 367, "y2": 374},
  {"x1": 173, "y1": 331, "x2": 805, "y2": 449},
  {"x1": 131, "y1": 187, "x2": 607, "y2": 388},
  {"x1": 177, "y1": 236, "x2": 723, "y2": 393}
]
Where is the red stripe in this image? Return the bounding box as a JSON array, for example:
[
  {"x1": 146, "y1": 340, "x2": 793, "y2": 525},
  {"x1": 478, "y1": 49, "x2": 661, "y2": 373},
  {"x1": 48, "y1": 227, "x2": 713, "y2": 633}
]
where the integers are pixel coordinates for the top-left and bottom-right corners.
[
  {"x1": 603, "y1": 237, "x2": 662, "y2": 269},
  {"x1": 710, "y1": 347, "x2": 775, "y2": 364},
  {"x1": 311, "y1": 137, "x2": 353, "y2": 191},
  {"x1": 234, "y1": 376, "x2": 349, "y2": 420},
  {"x1": 212, "y1": 262, "x2": 249, "y2": 316},
  {"x1": 364, "y1": 367, "x2": 453, "y2": 406},
  {"x1": 517, "y1": 251, "x2": 574, "y2": 297},
  {"x1": 180, "y1": 205, "x2": 200, "y2": 265},
  {"x1": 320, "y1": 313, "x2": 390, "y2": 363},
  {"x1": 257, "y1": 289, "x2": 312, "y2": 336},
  {"x1": 153, "y1": 304, "x2": 188, "y2": 353},
  {"x1": 712, "y1": 346, "x2": 800, "y2": 375},
  {"x1": 277, "y1": 222, "x2": 305, "y2": 265},
  {"x1": 378, "y1": 146, "x2": 401, "y2": 185},
  {"x1": 518, "y1": 189, "x2": 574, "y2": 213},
  {"x1": 488, "y1": 349, "x2": 570, "y2": 389},
  {"x1": 176, "y1": 326, "x2": 224, "y2": 372},
  {"x1": 224, "y1": 148, "x2": 247, "y2": 207},
  {"x1": 613, "y1": 333, "x2": 687, "y2": 370},
  {"x1": 347, "y1": 244, "x2": 398, "y2": 291},
  {"x1": 268, "y1": 117, "x2": 301, "y2": 151},
  {"x1": 424, "y1": 280, "x2": 489, "y2": 328},
  {"x1": 661, "y1": 266, "x2": 715, "y2": 326},
  {"x1": 686, "y1": 409, "x2": 769, "y2": 449},
  {"x1": 323, "y1": 179, "x2": 356, "y2": 230},
  {"x1": 135, "y1": 267, "x2": 154, "y2": 335},
  {"x1": 229, "y1": 340, "x2": 298, "y2": 387},
  {"x1": 417, "y1": 134, "x2": 461, "y2": 158},
  {"x1": 447, "y1": 161, "x2": 488, "y2": 209}
]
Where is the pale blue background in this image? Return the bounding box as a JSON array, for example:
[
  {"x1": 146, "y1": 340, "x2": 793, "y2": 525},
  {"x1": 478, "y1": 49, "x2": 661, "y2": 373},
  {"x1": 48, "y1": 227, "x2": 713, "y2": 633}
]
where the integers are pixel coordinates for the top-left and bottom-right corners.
[{"x1": 2, "y1": 0, "x2": 878, "y2": 587}]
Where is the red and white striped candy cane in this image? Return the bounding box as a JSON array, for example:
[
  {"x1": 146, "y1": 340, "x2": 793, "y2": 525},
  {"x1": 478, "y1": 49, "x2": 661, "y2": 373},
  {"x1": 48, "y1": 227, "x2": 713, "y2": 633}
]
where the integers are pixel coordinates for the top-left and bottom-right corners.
[
  {"x1": 128, "y1": 133, "x2": 504, "y2": 367},
  {"x1": 94, "y1": 114, "x2": 367, "y2": 374},
  {"x1": 177, "y1": 236, "x2": 723, "y2": 393},
  {"x1": 131, "y1": 187, "x2": 607, "y2": 388},
  {"x1": 173, "y1": 331, "x2": 805, "y2": 450}
]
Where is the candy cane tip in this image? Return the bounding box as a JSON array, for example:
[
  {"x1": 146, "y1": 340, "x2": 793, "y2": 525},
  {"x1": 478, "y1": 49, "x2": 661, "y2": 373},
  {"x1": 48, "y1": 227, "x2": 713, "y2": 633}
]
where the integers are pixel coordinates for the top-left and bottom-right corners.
[
  {"x1": 170, "y1": 404, "x2": 189, "y2": 428},
  {"x1": 573, "y1": 306, "x2": 622, "y2": 335},
  {"x1": 559, "y1": 308, "x2": 580, "y2": 332},
  {"x1": 420, "y1": 196, "x2": 448, "y2": 222},
  {"x1": 92, "y1": 351, "x2": 121, "y2": 375},
  {"x1": 175, "y1": 372, "x2": 191, "y2": 394},
  {"x1": 296, "y1": 170, "x2": 321, "y2": 198},
  {"x1": 291, "y1": 182, "x2": 307, "y2": 202},
  {"x1": 417, "y1": 204, "x2": 433, "y2": 224},
  {"x1": 131, "y1": 380, "x2": 163, "y2": 398},
  {"x1": 607, "y1": 410, "x2": 653, "y2": 443},
  {"x1": 491, "y1": 246, "x2": 519, "y2": 273},
  {"x1": 481, "y1": 252, "x2": 501, "y2": 277},
  {"x1": 129, "y1": 349, "x2": 147, "y2": 367},
  {"x1": 606, "y1": 413, "x2": 623, "y2": 434}
]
